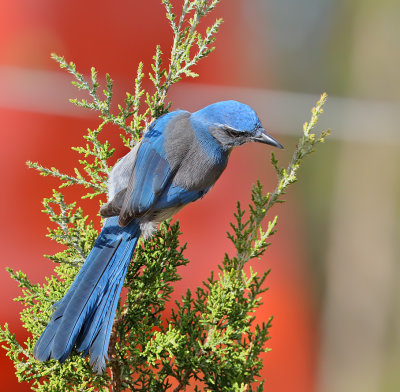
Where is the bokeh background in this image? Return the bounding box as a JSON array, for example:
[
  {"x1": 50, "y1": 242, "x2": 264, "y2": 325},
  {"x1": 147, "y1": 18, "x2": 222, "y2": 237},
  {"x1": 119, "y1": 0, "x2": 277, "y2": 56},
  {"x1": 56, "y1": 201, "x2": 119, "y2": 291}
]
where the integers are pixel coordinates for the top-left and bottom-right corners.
[{"x1": 1, "y1": 1, "x2": 400, "y2": 391}]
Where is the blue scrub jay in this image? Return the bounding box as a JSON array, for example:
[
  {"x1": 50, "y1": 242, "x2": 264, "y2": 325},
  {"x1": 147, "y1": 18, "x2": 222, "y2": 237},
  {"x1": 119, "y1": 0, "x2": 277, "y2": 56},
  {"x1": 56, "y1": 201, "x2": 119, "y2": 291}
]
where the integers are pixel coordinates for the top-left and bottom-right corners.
[{"x1": 33, "y1": 100, "x2": 283, "y2": 372}]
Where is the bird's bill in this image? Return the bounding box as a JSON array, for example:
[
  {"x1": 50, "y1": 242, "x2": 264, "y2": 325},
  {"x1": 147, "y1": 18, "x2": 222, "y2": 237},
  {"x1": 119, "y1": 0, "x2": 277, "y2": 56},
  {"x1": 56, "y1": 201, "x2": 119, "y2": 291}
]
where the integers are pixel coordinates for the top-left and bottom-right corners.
[{"x1": 251, "y1": 128, "x2": 284, "y2": 149}]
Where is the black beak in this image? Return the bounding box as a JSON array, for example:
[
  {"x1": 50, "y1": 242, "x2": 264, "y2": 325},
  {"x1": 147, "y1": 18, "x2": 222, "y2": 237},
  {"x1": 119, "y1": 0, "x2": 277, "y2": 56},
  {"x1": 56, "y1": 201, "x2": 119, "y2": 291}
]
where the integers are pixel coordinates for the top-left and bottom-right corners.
[{"x1": 251, "y1": 128, "x2": 284, "y2": 149}]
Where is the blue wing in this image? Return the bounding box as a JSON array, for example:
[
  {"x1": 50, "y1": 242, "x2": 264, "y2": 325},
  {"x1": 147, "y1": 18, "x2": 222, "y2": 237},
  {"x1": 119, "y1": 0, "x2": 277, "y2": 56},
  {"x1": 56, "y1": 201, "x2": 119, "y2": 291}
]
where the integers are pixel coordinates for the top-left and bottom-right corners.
[
  {"x1": 127, "y1": 140, "x2": 172, "y2": 214},
  {"x1": 119, "y1": 111, "x2": 206, "y2": 225}
]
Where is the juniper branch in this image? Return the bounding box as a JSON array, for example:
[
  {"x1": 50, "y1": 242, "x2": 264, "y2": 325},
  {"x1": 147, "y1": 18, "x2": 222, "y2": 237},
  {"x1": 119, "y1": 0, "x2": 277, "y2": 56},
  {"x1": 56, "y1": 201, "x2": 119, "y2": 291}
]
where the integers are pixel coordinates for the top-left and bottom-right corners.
[
  {"x1": 234, "y1": 93, "x2": 330, "y2": 269},
  {"x1": 150, "y1": 0, "x2": 223, "y2": 116},
  {"x1": 26, "y1": 160, "x2": 104, "y2": 191}
]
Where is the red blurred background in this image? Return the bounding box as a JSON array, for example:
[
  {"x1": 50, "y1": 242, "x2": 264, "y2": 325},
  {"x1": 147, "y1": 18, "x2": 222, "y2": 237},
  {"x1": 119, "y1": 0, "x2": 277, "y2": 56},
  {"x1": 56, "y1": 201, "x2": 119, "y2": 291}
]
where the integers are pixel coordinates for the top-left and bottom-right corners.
[{"x1": 0, "y1": 1, "x2": 317, "y2": 390}]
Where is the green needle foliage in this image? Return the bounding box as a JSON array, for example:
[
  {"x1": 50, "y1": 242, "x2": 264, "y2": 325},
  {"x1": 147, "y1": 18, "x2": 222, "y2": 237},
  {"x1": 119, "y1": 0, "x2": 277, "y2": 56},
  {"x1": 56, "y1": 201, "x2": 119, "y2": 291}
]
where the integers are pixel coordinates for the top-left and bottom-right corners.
[{"x1": 0, "y1": 1, "x2": 329, "y2": 391}]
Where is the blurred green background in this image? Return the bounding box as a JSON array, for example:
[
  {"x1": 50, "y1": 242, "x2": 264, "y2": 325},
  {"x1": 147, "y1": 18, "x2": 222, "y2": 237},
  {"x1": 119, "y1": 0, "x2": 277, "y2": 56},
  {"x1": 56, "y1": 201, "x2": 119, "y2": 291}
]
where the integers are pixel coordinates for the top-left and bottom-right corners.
[{"x1": 1, "y1": 1, "x2": 399, "y2": 391}]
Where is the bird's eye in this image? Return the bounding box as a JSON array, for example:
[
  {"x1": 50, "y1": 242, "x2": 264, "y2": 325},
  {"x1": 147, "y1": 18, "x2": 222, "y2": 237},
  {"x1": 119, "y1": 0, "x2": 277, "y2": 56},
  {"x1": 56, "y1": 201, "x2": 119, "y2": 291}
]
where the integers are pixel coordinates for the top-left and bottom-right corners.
[{"x1": 224, "y1": 127, "x2": 243, "y2": 138}]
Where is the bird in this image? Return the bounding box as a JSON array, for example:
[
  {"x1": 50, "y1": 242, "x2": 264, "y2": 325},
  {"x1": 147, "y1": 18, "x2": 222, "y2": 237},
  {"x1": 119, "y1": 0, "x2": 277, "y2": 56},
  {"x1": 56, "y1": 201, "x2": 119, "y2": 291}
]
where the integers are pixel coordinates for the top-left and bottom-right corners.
[{"x1": 33, "y1": 100, "x2": 283, "y2": 373}]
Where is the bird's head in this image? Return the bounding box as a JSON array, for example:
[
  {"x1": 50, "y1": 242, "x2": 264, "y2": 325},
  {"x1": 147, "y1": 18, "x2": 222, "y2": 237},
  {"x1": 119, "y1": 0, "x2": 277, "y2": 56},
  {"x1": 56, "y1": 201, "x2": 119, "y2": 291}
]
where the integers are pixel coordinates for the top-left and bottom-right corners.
[{"x1": 192, "y1": 100, "x2": 283, "y2": 149}]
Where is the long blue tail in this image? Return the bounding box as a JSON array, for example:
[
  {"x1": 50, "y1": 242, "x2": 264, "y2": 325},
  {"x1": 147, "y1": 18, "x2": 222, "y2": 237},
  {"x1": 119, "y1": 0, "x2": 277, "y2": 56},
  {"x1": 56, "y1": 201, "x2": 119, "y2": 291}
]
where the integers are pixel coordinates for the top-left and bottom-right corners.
[{"x1": 33, "y1": 216, "x2": 140, "y2": 373}]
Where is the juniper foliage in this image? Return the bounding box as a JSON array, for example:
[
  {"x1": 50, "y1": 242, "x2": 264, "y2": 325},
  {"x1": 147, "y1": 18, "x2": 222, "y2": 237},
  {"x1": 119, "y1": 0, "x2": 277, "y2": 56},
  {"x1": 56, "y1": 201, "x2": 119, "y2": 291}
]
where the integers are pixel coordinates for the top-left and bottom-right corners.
[{"x1": 0, "y1": 1, "x2": 329, "y2": 391}]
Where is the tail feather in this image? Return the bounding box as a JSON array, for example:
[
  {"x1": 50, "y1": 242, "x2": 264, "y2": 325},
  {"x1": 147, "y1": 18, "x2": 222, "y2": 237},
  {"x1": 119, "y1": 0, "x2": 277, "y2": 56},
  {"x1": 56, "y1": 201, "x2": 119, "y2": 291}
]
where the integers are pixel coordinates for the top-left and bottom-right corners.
[
  {"x1": 89, "y1": 272, "x2": 128, "y2": 373},
  {"x1": 76, "y1": 243, "x2": 133, "y2": 372},
  {"x1": 33, "y1": 216, "x2": 140, "y2": 371},
  {"x1": 51, "y1": 237, "x2": 123, "y2": 362},
  {"x1": 33, "y1": 240, "x2": 117, "y2": 358}
]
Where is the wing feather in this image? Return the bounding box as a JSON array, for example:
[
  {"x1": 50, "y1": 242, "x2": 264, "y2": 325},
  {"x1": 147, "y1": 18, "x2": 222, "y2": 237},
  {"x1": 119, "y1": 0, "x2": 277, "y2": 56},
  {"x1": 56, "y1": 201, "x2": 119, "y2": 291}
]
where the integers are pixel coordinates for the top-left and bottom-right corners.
[{"x1": 118, "y1": 111, "x2": 187, "y2": 226}]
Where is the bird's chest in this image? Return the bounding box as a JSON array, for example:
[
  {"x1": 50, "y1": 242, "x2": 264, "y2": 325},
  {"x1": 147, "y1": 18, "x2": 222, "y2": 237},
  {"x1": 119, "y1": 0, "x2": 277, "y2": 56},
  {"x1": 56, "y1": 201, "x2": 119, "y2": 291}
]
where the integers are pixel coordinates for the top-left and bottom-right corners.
[
  {"x1": 170, "y1": 140, "x2": 228, "y2": 191},
  {"x1": 163, "y1": 117, "x2": 229, "y2": 191}
]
